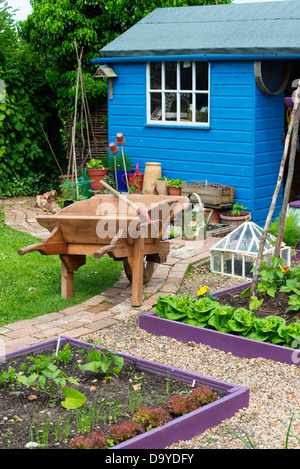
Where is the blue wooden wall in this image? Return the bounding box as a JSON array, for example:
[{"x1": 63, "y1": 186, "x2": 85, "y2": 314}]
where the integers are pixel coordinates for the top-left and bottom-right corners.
[{"x1": 107, "y1": 60, "x2": 284, "y2": 226}]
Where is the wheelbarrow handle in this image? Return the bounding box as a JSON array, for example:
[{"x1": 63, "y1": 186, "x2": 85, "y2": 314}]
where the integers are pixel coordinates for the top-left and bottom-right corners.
[
  {"x1": 100, "y1": 179, "x2": 152, "y2": 224},
  {"x1": 100, "y1": 179, "x2": 140, "y2": 211}
]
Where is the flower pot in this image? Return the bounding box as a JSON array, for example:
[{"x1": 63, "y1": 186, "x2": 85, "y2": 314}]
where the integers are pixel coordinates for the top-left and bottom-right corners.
[
  {"x1": 142, "y1": 162, "x2": 162, "y2": 194},
  {"x1": 220, "y1": 211, "x2": 251, "y2": 227},
  {"x1": 58, "y1": 174, "x2": 72, "y2": 186},
  {"x1": 155, "y1": 179, "x2": 168, "y2": 195},
  {"x1": 168, "y1": 186, "x2": 182, "y2": 196},
  {"x1": 87, "y1": 167, "x2": 109, "y2": 191},
  {"x1": 205, "y1": 208, "x2": 222, "y2": 224}
]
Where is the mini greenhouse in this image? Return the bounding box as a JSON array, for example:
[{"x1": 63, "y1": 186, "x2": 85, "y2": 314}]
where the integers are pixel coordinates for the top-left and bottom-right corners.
[{"x1": 210, "y1": 222, "x2": 291, "y2": 280}]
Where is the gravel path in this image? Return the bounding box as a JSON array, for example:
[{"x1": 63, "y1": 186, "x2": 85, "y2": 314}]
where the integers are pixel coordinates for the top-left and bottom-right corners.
[{"x1": 83, "y1": 264, "x2": 300, "y2": 450}]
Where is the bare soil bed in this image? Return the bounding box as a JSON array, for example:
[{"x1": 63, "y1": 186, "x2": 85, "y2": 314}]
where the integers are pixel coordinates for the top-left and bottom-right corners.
[
  {"x1": 218, "y1": 291, "x2": 300, "y2": 326},
  {"x1": 0, "y1": 343, "x2": 220, "y2": 449}
]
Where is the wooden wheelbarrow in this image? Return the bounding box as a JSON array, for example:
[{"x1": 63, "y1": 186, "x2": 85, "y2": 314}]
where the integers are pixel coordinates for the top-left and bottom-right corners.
[{"x1": 18, "y1": 190, "x2": 188, "y2": 306}]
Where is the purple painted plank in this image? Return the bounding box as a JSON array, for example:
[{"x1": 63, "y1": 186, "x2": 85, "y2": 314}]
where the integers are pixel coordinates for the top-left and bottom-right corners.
[{"x1": 0, "y1": 336, "x2": 249, "y2": 450}]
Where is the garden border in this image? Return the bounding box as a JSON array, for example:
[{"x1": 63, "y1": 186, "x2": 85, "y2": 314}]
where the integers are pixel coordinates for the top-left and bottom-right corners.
[
  {"x1": 139, "y1": 281, "x2": 300, "y2": 367},
  {"x1": 0, "y1": 336, "x2": 249, "y2": 449}
]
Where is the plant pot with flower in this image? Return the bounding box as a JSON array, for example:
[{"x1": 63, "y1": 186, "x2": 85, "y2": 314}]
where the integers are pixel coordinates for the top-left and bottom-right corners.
[
  {"x1": 220, "y1": 203, "x2": 251, "y2": 227},
  {"x1": 86, "y1": 158, "x2": 109, "y2": 191},
  {"x1": 167, "y1": 179, "x2": 186, "y2": 196}
]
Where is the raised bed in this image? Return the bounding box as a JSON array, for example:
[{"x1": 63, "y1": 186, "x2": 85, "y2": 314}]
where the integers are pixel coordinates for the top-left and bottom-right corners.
[
  {"x1": 1, "y1": 336, "x2": 249, "y2": 450},
  {"x1": 140, "y1": 281, "x2": 300, "y2": 367}
]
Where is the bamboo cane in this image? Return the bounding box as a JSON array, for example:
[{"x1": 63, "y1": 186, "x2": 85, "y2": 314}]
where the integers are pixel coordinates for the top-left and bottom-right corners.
[
  {"x1": 250, "y1": 81, "x2": 300, "y2": 297},
  {"x1": 274, "y1": 93, "x2": 300, "y2": 257}
]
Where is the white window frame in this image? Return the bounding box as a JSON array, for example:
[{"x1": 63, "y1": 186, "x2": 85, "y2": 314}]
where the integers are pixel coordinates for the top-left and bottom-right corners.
[{"x1": 146, "y1": 61, "x2": 210, "y2": 127}]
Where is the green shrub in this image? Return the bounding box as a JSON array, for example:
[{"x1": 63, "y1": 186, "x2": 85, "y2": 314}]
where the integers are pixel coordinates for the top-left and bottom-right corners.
[
  {"x1": 0, "y1": 172, "x2": 59, "y2": 198},
  {"x1": 269, "y1": 211, "x2": 300, "y2": 248}
]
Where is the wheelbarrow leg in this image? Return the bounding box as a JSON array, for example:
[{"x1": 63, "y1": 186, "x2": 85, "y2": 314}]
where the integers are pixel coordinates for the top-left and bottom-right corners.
[
  {"x1": 60, "y1": 255, "x2": 86, "y2": 299},
  {"x1": 131, "y1": 236, "x2": 144, "y2": 307}
]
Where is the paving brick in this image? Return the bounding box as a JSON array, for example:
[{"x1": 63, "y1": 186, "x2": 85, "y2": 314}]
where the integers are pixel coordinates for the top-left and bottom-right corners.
[
  {"x1": 85, "y1": 318, "x2": 118, "y2": 331},
  {"x1": 86, "y1": 302, "x2": 115, "y2": 313},
  {"x1": 92, "y1": 311, "x2": 116, "y2": 321},
  {"x1": 179, "y1": 252, "x2": 210, "y2": 264},
  {"x1": 59, "y1": 304, "x2": 90, "y2": 315},
  {"x1": 60, "y1": 327, "x2": 92, "y2": 338},
  {"x1": 81, "y1": 295, "x2": 108, "y2": 306},
  {"x1": 33, "y1": 328, "x2": 68, "y2": 340},
  {"x1": 5, "y1": 327, "x2": 42, "y2": 339},
  {"x1": 4, "y1": 337, "x2": 41, "y2": 354}
]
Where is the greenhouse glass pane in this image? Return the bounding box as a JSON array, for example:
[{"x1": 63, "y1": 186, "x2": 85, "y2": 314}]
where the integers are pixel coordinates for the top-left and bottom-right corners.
[
  {"x1": 212, "y1": 251, "x2": 222, "y2": 272},
  {"x1": 244, "y1": 256, "x2": 254, "y2": 278},
  {"x1": 233, "y1": 254, "x2": 243, "y2": 277},
  {"x1": 223, "y1": 253, "x2": 232, "y2": 275}
]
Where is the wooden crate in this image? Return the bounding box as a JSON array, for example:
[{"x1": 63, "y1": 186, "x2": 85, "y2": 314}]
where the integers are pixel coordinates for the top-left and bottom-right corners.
[{"x1": 182, "y1": 183, "x2": 234, "y2": 205}]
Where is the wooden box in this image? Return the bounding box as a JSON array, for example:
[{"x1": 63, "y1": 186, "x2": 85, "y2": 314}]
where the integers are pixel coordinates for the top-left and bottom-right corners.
[{"x1": 182, "y1": 183, "x2": 234, "y2": 205}]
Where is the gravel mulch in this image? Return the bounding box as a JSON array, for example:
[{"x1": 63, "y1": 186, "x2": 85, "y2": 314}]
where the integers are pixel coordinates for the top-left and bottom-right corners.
[{"x1": 82, "y1": 264, "x2": 300, "y2": 450}]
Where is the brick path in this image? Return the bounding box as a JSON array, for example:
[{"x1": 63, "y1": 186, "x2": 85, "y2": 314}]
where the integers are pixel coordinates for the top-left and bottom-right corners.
[{"x1": 1, "y1": 197, "x2": 218, "y2": 353}]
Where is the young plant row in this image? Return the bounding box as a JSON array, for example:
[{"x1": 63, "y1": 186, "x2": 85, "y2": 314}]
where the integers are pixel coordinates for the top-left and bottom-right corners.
[
  {"x1": 69, "y1": 384, "x2": 218, "y2": 449},
  {"x1": 152, "y1": 293, "x2": 300, "y2": 349},
  {"x1": 0, "y1": 341, "x2": 124, "y2": 410}
]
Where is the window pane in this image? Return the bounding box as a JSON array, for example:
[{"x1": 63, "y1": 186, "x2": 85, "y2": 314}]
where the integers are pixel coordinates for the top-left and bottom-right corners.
[
  {"x1": 165, "y1": 92, "x2": 177, "y2": 121},
  {"x1": 195, "y1": 94, "x2": 208, "y2": 123},
  {"x1": 180, "y1": 93, "x2": 192, "y2": 122},
  {"x1": 150, "y1": 93, "x2": 162, "y2": 121},
  {"x1": 180, "y1": 61, "x2": 192, "y2": 90},
  {"x1": 196, "y1": 62, "x2": 208, "y2": 90},
  {"x1": 224, "y1": 253, "x2": 232, "y2": 275},
  {"x1": 150, "y1": 63, "x2": 161, "y2": 89},
  {"x1": 212, "y1": 251, "x2": 221, "y2": 273},
  {"x1": 165, "y1": 62, "x2": 177, "y2": 90}
]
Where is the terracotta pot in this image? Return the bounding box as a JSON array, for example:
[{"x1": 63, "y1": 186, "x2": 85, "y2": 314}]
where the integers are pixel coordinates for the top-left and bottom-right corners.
[
  {"x1": 205, "y1": 208, "x2": 222, "y2": 224},
  {"x1": 155, "y1": 179, "x2": 168, "y2": 195},
  {"x1": 168, "y1": 186, "x2": 182, "y2": 196},
  {"x1": 87, "y1": 167, "x2": 109, "y2": 191},
  {"x1": 220, "y1": 211, "x2": 251, "y2": 227},
  {"x1": 58, "y1": 174, "x2": 72, "y2": 185}
]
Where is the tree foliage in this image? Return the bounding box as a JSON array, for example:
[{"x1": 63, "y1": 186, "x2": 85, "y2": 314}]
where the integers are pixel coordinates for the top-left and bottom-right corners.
[
  {"x1": 20, "y1": 0, "x2": 232, "y2": 119},
  {"x1": 0, "y1": 0, "x2": 61, "y2": 191}
]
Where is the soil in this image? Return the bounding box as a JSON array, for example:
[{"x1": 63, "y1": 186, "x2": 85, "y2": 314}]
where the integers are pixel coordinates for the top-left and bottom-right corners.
[
  {"x1": 0, "y1": 344, "x2": 220, "y2": 450},
  {"x1": 218, "y1": 291, "x2": 300, "y2": 326}
]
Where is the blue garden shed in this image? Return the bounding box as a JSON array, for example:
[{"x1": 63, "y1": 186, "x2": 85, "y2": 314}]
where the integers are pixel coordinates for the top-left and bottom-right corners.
[{"x1": 92, "y1": 0, "x2": 300, "y2": 225}]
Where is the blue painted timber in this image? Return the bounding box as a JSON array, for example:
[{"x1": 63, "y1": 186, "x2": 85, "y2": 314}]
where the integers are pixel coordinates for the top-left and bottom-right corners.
[{"x1": 107, "y1": 60, "x2": 284, "y2": 225}]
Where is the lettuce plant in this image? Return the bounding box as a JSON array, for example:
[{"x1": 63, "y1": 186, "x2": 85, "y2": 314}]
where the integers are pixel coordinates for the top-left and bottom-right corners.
[
  {"x1": 247, "y1": 316, "x2": 287, "y2": 344},
  {"x1": 152, "y1": 293, "x2": 300, "y2": 349},
  {"x1": 207, "y1": 305, "x2": 236, "y2": 333},
  {"x1": 227, "y1": 308, "x2": 257, "y2": 336}
]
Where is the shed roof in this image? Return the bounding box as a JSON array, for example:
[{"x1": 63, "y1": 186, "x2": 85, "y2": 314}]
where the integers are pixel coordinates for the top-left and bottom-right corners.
[{"x1": 99, "y1": 1, "x2": 300, "y2": 59}]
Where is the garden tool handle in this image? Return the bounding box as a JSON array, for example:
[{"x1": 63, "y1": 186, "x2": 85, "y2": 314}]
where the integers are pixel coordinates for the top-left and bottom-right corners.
[{"x1": 100, "y1": 179, "x2": 139, "y2": 209}]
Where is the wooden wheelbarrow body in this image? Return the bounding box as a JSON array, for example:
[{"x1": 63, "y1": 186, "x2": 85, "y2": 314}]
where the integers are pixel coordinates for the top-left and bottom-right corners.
[{"x1": 18, "y1": 194, "x2": 188, "y2": 306}]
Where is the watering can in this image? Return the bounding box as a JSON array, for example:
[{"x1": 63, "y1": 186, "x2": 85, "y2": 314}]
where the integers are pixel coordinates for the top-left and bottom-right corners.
[{"x1": 122, "y1": 163, "x2": 144, "y2": 193}]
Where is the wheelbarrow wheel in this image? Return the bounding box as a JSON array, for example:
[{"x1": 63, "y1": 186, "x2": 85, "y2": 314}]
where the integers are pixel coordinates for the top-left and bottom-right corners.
[{"x1": 123, "y1": 258, "x2": 155, "y2": 284}]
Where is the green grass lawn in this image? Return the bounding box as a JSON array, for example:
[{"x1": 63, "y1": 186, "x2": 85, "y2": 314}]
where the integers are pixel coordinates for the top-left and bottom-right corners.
[{"x1": 0, "y1": 223, "x2": 123, "y2": 326}]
